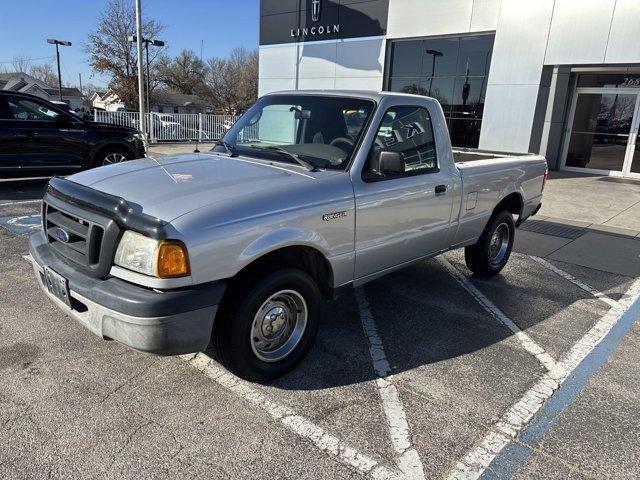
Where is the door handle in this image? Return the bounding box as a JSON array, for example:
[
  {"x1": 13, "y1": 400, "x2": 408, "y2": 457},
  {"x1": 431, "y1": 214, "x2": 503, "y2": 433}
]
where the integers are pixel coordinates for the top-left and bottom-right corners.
[{"x1": 435, "y1": 184, "x2": 447, "y2": 195}]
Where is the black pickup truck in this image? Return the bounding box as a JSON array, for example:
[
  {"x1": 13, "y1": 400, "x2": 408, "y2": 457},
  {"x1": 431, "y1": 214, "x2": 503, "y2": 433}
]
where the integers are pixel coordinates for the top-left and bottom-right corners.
[{"x1": 0, "y1": 90, "x2": 145, "y2": 176}]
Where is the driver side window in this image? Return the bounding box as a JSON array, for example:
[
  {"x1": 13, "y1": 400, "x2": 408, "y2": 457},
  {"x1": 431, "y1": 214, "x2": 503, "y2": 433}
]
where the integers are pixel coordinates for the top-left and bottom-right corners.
[
  {"x1": 364, "y1": 106, "x2": 437, "y2": 180},
  {"x1": 6, "y1": 96, "x2": 60, "y2": 121}
]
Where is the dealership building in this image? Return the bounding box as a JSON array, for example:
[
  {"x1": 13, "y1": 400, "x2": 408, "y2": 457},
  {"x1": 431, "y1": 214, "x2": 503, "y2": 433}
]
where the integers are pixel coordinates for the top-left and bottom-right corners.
[{"x1": 259, "y1": 0, "x2": 640, "y2": 178}]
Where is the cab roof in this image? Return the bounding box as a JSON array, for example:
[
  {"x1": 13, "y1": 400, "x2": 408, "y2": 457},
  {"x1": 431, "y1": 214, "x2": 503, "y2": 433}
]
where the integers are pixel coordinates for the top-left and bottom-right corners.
[{"x1": 264, "y1": 89, "x2": 435, "y2": 102}]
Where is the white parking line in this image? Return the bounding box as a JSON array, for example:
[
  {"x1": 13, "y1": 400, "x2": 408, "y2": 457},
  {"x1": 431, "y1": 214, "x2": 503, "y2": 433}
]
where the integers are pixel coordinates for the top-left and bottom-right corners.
[
  {"x1": 181, "y1": 353, "x2": 402, "y2": 480},
  {"x1": 439, "y1": 257, "x2": 560, "y2": 375},
  {"x1": 0, "y1": 199, "x2": 41, "y2": 206},
  {"x1": 446, "y1": 276, "x2": 640, "y2": 480},
  {"x1": 529, "y1": 256, "x2": 618, "y2": 307},
  {"x1": 355, "y1": 287, "x2": 426, "y2": 480}
]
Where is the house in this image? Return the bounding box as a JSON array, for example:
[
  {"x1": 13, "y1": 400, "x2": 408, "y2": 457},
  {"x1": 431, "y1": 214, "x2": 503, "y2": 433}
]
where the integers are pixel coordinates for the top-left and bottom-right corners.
[
  {"x1": 150, "y1": 91, "x2": 209, "y2": 114},
  {"x1": 0, "y1": 72, "x2": 85, "y2": 110},
  {"x1": 90, "y1": 89, "x2": 209, "y2": 114},
  {"x1": 90, "y1": 89, "x2": 126, "y2": 111}
]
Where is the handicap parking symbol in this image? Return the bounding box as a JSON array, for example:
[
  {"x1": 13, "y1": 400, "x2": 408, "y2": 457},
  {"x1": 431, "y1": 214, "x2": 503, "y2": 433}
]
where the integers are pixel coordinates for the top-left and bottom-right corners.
[{"x1": 0, "y1": 214, "x2": 42, "y2": 235}]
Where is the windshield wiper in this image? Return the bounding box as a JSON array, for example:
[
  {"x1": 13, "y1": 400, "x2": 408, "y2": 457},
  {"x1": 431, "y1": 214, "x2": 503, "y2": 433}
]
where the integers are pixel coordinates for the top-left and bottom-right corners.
[
  {"x1": 215, "y1": 140, "x2": 238, "y2": 157},
  {"x1": 251, "y1": 145, "x2": 318, "y2": 172}
]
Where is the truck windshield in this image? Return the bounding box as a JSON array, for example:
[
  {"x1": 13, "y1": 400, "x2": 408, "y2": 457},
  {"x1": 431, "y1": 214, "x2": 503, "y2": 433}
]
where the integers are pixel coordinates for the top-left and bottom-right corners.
[{"x1": 213, "y1": 94, "x2": 375, "y2": 170}]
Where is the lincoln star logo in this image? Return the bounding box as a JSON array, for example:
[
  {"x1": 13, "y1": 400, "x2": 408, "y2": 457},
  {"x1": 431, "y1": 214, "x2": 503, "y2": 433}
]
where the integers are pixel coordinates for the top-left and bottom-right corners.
[
  {"x1": 322, "y1": 211, "x2": 347, "y2": 221},
  {"x1": 291, "y1": 0, "x2": 340, "y2": 38},
  {"x1": 53, "y1": 227, "x2": 70, "y2": 243},
  {"x1": 311, "y1": 0, "x2": 321, "y2": 22}
]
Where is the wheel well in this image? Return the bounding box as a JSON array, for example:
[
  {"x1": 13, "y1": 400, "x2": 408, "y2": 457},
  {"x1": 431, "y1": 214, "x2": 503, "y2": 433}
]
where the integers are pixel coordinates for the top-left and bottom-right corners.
[
  {"x1": 495, "y1": 192, "x2": 523, "y2": 223},
  {"x1": 91, "y1": 143, "x2": 135, "y2": 165},
  {"x1": 227, "y1": 246, "x2": 334, "y2": 300}
]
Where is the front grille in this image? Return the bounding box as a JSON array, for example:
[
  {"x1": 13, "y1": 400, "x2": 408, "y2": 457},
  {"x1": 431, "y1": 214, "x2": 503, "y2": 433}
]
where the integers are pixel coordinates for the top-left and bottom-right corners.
[{"x1": 43, "y1": 201, "x2": 114, "y2": 276}]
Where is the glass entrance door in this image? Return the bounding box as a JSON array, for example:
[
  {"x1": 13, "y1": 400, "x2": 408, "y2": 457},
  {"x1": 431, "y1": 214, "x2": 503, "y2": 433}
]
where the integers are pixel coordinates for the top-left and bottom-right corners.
[
  {"x1": 562, "y1": 88, "x2": 640, "y2": 177},
  {"x1": 624, "y1": 129, "x2": 640, "y2": 178}
]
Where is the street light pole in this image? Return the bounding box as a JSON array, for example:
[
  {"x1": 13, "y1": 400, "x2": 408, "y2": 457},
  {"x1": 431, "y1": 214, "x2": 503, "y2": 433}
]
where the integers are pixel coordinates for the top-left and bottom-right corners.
[
  {"x1": 129, "y1": 36, "x2": 165, "y2": 116},
  {"x1": 134, "y1": 0, "x2": 146, "y2": 139},
  {"x1": 425, "y1": 49, "x2": 443, "y2": 97},
  {"x1": 145, "y1": 42, "x2": 150, "y2": 115},
  {"x1": 46, "y1": 39, "x2": 72, "y2": 101}
]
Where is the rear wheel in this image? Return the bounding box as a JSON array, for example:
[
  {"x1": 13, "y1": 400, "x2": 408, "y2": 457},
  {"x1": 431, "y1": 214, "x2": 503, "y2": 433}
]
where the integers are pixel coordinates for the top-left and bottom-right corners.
[
  {"x1": 464, "y1": 209, "x2": 515, "y2": 276},
  {"x1": 212, "y1": 268, "x2": 321, "y2": 382},
  {"x1": 95, "y1": 146, "x2": 132, "y2": 167}
]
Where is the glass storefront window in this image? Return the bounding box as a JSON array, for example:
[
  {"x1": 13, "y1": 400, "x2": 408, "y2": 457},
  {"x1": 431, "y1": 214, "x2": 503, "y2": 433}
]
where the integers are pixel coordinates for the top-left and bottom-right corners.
[
  {"x1": 387, "y1": 33, "x2": 495, "y2": 148},
  {"x1": 452, "y1": 77, "x2": 487, "y2": 119},
  {"x1": 457, "y1": 35, "x2": 494, "y2": 76},
  {"x1": 448, "y1": 119, "x2": 482, "y2": 149},
  {"x1": 421, "y1": 38, "x2": 459, "y2": 77}
]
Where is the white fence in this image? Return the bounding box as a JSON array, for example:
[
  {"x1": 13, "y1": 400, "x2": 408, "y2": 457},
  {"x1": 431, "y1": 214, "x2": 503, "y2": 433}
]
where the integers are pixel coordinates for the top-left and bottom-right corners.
[{"x1": 93, "y1": 111, "x2": 239, "y2": 143}]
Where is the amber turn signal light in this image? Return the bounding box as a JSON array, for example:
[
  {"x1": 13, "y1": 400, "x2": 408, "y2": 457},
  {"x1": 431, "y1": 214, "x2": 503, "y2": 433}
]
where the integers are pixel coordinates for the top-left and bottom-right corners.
[{"x1": 156, "y1": 241, "x2": 190, "y2": 278}]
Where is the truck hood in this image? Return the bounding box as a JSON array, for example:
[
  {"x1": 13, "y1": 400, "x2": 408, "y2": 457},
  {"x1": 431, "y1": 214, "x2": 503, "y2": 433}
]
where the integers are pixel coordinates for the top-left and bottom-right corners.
[{"x1": 67, "y1": 152, "x2": 332, "y2": 222}]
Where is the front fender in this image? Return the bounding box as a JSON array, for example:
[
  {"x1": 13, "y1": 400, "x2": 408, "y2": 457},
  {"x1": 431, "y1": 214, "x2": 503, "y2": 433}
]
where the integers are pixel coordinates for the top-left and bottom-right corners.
[{"x1": 238, "y1": 227, "x2": 332, "y2": 266}]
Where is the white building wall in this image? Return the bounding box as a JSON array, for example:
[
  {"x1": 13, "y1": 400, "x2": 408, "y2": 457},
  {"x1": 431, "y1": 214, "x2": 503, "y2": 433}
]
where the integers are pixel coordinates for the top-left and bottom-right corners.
[
  {"x1": 479, "y1": 0, "x2": 554, "y2": 152},
  {"x1": 387, "y1": 0, "x2": 500, "y2": 38},
  {"x1": 605, "y1": 0, "x2": 640, "y2": 63},
  {"x1": 481, "y1": 0, "x2": 640, "y2": 153},
  {"x1": 258, "y1": 37, "x2": 385, "y2": 96},
  {"x1": 544, "y1": 0, "x2": 616, "y2": 65}
]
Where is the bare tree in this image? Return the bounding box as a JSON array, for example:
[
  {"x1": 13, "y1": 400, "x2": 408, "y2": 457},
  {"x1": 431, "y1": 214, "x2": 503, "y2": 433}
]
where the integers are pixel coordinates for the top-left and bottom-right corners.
[
  {"x1": 86, "y1": 0, "x2": 163, "y2": 108},
  {"x1": 156, "y1": 50, "x2": 206, "y2": 95},
  {"x1": 29, "y1": 63, "x2": 59, "y2": 87},
  {"x1": 203, "y1": 47, "x2": 258, "y2": 114},
  {"x1": 12, "y1": 54, "x2": 31, "y2": 73},
  {"x1": 81, "y1": 83, "x2": 101, "y2": 97}
]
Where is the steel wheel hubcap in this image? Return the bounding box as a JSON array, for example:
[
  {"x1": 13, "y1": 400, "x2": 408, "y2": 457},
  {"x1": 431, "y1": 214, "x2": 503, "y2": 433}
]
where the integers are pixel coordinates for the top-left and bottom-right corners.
[
  {"x1": 251, "y1": 290, "x2": 308, "y2": 363},
  {"x1": 102, "y1": 152, "x2": 127, "y2": 165},
  {"x1": 489, "y1": 222, "x2": 510, "y2": 265}
]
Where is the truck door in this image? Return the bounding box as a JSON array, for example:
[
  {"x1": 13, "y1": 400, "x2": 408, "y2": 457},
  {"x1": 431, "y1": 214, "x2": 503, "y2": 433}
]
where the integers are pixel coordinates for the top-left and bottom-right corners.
[{"x1": 352, "y1": 105, "x2": 455, "y2": 279}]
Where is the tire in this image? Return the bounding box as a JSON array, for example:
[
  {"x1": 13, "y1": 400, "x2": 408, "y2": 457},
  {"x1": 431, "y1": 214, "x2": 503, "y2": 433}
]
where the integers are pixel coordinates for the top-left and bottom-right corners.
[
  {"x1": 94, "y1": 146, "x2": 132, "y2": 167},
  {"x1": 464, "y1": 209, "x2": 515, "y2": 276},
  {"x1": 212, "y1": 268, "x2": 321, "y2": 383}
]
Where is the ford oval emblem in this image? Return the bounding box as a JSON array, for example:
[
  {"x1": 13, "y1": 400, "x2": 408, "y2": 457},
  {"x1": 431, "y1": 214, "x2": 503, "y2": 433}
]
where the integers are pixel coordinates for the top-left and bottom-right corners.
[{"x1": 54, "y1": 227, "x2": 70, "y2": 243}]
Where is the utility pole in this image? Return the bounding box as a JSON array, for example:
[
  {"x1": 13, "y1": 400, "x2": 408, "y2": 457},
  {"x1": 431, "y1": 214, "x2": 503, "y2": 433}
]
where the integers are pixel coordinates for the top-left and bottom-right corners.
[
  {"x1": 78, "y1": 73, "x2": 83, "y2": 94},
  {"x1": 46, "y1": 38, "x2": 72, "y2": 101},
  {"x1": 134, "y1": 0, "x2": 146, "y2": 139}
]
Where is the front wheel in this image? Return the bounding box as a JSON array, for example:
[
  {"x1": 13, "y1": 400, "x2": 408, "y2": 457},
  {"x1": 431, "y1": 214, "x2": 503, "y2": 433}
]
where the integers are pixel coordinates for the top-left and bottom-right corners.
[
  {"x1": 95, "y1": 147, "x2": 132, "y2": 167},
  {"x1": 212, "y1": 269, "x2": 321, "y2": 382},
  {"x1": 464, "y1": 210, "x2": 515, "y2": 276}
]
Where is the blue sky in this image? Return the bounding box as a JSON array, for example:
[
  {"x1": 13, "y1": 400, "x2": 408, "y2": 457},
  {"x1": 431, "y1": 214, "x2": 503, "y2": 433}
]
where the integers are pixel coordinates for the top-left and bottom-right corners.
[{"x1": 0, "y1": 0, "x2": 259, "y2": 88}]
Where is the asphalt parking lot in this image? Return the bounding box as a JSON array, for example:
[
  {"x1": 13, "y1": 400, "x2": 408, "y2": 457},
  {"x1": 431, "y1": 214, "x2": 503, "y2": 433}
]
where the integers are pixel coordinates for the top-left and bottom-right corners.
[{"x1": 1, "y1": 176, "x2": 640, "y2": 479}]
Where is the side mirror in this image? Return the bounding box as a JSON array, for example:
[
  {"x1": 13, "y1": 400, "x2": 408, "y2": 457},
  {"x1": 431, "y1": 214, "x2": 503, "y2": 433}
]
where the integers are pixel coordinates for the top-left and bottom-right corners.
[{"x1": 378, "y1": 150, "x2": 405, "y2": 174}]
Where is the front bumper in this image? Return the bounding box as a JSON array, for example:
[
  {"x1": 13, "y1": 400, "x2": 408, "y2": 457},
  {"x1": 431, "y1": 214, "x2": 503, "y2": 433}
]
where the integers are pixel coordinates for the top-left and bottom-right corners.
[{"x1": 29, "y1": 231, "x2": 225, "y2": 355}]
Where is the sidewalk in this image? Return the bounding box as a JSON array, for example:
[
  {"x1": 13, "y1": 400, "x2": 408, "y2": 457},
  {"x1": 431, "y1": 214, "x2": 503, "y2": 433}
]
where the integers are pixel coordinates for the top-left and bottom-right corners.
[
  {"x1": 515, "y1": 171, "x2": 640, "y2": 277},
  {"x1": 539, "y1": 171, "x2": 640, "y2": 233}
]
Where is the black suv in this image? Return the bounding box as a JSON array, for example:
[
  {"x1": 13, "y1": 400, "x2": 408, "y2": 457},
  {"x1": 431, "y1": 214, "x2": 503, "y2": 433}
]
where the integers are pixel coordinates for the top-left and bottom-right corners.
[{"x1": 0, "y1": 90, "x2": 146, "y2": 176}]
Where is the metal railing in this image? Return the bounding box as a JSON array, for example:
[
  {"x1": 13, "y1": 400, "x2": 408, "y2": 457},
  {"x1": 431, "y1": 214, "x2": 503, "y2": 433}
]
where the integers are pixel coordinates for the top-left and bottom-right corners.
[{"x1": 93, "y1": 110, "x2": 239, "y2": 143}]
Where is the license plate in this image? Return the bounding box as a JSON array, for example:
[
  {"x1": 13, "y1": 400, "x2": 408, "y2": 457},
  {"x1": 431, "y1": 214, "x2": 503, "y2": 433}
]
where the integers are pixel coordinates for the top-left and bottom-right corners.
[{"x1": 44, "y1": 266, "x2": 71, "y2": 308}]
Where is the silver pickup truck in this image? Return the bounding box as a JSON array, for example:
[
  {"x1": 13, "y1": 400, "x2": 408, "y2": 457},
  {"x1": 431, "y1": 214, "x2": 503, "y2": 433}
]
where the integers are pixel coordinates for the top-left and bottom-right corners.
[{"x1": 29, "y1": 90, "x2": 547, "y2": 381}]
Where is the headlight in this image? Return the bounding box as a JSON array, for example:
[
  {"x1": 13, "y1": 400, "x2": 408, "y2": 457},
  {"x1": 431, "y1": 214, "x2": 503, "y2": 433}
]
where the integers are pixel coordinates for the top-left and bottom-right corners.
[{"x1": 114, "y1": 231, "x2": 190, "y2": 278}]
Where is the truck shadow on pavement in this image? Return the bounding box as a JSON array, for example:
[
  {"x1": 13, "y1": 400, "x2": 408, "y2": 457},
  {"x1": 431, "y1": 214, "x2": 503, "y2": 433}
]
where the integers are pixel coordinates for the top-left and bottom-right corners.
[{"x1": 265, "y1": 255, "x2": 625, "y2": 391}]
